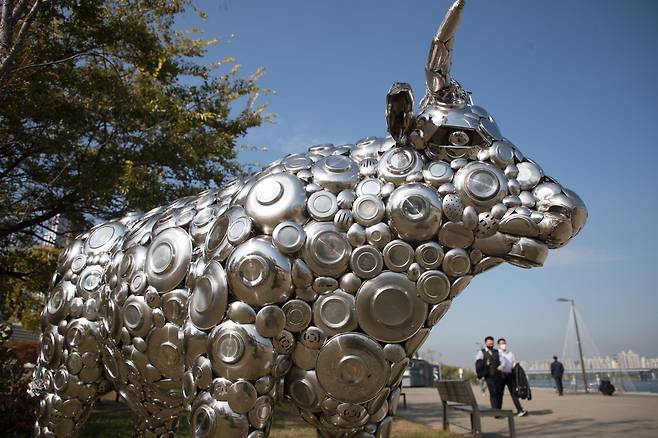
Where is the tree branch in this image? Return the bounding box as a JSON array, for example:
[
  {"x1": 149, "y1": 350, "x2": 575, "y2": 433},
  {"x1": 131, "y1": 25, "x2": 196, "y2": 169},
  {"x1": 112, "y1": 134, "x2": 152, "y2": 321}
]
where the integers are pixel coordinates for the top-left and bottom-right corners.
[{"x1": 0, "y1": 0, "x2": 41, "y2": 89}]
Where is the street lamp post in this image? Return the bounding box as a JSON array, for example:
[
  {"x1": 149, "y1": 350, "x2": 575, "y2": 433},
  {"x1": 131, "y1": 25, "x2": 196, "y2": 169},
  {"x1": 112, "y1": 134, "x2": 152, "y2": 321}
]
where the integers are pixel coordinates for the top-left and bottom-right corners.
[{"x1": 557, "y1": 298, "x2": 589, "y2": 393}]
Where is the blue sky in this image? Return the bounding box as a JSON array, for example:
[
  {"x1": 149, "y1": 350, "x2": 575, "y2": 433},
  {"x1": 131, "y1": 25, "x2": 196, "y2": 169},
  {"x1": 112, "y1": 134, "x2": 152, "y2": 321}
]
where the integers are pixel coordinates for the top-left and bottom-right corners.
[{"x1": 178, "y1": 0, "x2": 658, "y2": 368}]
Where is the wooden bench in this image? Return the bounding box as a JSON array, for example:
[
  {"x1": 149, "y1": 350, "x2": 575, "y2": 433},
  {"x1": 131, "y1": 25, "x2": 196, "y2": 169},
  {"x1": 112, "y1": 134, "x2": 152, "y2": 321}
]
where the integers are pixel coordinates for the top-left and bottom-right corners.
[{"x1": 436, "y1": 380, "x2": 516, "y2": 438}]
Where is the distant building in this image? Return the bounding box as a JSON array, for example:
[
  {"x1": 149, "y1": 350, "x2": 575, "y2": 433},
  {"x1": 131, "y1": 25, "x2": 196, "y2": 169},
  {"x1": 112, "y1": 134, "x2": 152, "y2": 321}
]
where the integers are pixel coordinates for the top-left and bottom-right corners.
[
  {"x1": 40, "y1": 214, "x2": 70, "y2": 248},
  {"x1": 521, "y1": 350, "x2": 658, "y2": 371}
]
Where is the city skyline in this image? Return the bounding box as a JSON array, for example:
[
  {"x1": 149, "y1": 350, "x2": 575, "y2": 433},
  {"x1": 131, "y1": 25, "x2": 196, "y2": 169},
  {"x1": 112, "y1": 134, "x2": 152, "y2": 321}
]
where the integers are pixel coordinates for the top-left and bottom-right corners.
[{"x1": 521, "y1": 350, "x2": 658, "y2": 372}]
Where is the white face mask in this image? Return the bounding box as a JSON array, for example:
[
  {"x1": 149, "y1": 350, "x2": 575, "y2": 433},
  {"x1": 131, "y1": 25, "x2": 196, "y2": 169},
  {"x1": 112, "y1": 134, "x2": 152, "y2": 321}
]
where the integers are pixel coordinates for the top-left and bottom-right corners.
[{"x1": 499, "y1": 343, "x2": 507, "y2": 351}]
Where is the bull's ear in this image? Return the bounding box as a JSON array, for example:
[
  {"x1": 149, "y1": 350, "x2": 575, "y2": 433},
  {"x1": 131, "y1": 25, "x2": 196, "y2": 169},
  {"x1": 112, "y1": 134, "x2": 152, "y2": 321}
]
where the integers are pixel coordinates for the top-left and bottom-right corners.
[{"x1": 386, "y1": 82, "x2": 414, "y2": 144}]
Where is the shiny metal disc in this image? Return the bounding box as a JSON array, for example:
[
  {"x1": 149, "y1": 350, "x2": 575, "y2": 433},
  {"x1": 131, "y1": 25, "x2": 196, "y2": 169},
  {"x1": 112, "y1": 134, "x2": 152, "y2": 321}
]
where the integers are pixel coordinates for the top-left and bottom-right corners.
[
  {"x1": 352, "y1": 195, "x2": 385, "y2": 227},
  {"x1": 516, "y1": 161, "x2": 544, "y2": 191},
  {"x1": 57, "y1": 239, "x2": 84, "y2": 273},
  {"x1": 313, "y1": 290, "x2": 357, "y2": 337},
  {"x1": 189, "y1": 260, "x2": 229, "y2": 330},
  {"x1": 272, "y1": 221, "x2": 306, "y2": 254},
  {"x1": 442, "y1": 248, "x2": 472, "y2": 277},
  {"x1": 356, "y1": 178, "x2": 384, "y2": 197},
  {"x1": 382, "y1": 240, "x2": 414, "y2": 272},
  {"x1": 450, "y1": 275, "x2": 472, "y2": 298},
  {"x1": 316, "y1": 333, "x2": 388, "y2": 404},
  {"x1": 282, "y1": 300, "x2": 312, "y2": 333},
  {"x1": 77, "y1": 265, "x2": 104, "y2": 300},
  {"x1": 84, "y1": 222, "x2": 125, "y2": 255},
  {"x1": 386, "y1": 183, "x2": 442, "y2": 242},
  {"x1": 244, "y1": 172, "x2": 308, "y2": 234},
  {"x1": 227, "y1": 215, "x2": 253, "y2": 246},
  {"x1": 438, "y1": 221, "x2": 474, "y2": 249},
  {"x1": 355, "y1": 272, "x2": 428, "y2": 343},
  {"x1": 189, "y1": 207, "x2": 218, "y2": 245},
  {"x1": 311, "y1": 155, "x2": 360, "y2": 193},
  {"x1": 422, "y1": 161, "x2": 453, "y2": 186},
  {"x1": 349, "y1": 245, "x2": 383, "y2": 279},
  {"x1": 161, "y1": 289, "x2": 188, "y2": 326},
  {"x1": 146, "y1": 323, "x2": 183, "y2": 378},
  {"x1": 226, "y1": 237, "x2": 292, "y2": 306},
  {"x1": 414, "y1": 242, "x2": 444, "y2": 270},
  {"x1": 302, "y1": 222, "x2": 351, "y2": 277},
  {"x1": 118, "y1": 245, "x2": 147, "y2": 281},
  {"x1": 416, "y1": 270, "x2": 451, "y2": 304},
  {"x1": 454, "y1": 162, "x2": 508, "y2": 212},
  {"x1": 377, "y1": 147, "x2": 424, "y2": 185},
  {"x1": 145, "y1": 227, "x2": 193, "y2": 292},
  {"x1": 209, "y1": 322, "x2": 276, "y2": 380},
  {"x1": 307, "y1": 191, "x2": 339, "y2": 221},
  {"x1": 282, "y1": 154, "x2": 313, "y2": 172},
  {"x1": 122, "y1": 295, "x2": 153, "y2": 338},
  {"x1": 47, "y1": 282, "x2": 76, "y2": 324},
  {"x1": 427, "y1": 300, "x2": 452, "y2": 326},
  {"x1": 286, "y1": 367, "x2": 327, "y2": 412}
]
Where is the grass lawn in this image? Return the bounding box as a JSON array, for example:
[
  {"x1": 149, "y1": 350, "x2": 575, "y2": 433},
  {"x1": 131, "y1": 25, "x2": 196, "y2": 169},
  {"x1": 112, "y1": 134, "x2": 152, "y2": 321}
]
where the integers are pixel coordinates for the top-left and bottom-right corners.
[{"x1": 79, "y1": 399, "x2": 457, "y2": 438}]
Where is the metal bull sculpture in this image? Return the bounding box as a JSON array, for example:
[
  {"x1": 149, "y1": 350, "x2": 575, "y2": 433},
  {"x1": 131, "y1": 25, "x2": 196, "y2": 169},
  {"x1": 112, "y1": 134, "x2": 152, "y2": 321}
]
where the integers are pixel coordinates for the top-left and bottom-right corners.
[{"x1": 30, "y1": 1, "x2": 587, "y2": 437}]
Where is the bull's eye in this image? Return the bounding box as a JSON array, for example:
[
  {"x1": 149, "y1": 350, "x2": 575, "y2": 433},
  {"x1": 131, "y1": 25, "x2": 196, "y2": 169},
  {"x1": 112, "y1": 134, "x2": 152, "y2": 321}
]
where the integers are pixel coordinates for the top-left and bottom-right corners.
[{"x1": 448, "y1": 130, "x2": 470, "y2": 146}]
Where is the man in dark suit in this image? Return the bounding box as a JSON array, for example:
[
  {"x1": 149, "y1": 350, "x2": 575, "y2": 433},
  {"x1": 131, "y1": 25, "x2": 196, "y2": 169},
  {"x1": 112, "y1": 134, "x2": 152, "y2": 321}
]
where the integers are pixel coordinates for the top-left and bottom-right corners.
[
  {"x1": 475, "y1": 336, "x2": 503, "y2": 408},
  {"x1": 550, "y1": 356, "x2": 565, "y2": 396}
]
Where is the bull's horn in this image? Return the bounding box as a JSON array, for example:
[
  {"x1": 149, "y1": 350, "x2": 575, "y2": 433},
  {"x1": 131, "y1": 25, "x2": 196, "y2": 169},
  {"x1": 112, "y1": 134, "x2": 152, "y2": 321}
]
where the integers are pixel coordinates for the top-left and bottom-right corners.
[{"x1": 424, "y1": 0, "x2": 465, "y2": 102}]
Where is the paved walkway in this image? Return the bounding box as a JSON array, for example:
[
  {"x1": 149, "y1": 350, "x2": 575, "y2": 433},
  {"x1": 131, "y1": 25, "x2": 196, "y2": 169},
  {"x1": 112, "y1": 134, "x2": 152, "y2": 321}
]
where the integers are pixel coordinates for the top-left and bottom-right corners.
[{"x1": 397, "y1": 386, "x2": 658, "y2": 437}]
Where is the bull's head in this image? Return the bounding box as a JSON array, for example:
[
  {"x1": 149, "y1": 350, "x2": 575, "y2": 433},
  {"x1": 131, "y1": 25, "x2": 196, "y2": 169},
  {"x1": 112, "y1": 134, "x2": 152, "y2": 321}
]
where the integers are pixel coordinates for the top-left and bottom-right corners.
[{"x1": 383, "y1": 0, "x2": 586, "y2": 282}]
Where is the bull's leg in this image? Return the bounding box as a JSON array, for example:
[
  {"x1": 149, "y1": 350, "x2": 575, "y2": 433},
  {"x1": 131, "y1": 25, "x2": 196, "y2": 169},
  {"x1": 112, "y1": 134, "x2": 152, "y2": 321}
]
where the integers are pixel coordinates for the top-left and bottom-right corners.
[
  {"x1": 32, "y1": 313, "x2": 111, "y2": 437},
  {"x1": 185, "y1": 385, "x2": 275, "y2": 438},
  {"x1": 132, "y1": 414, "x2": 179, "y2": 438}
]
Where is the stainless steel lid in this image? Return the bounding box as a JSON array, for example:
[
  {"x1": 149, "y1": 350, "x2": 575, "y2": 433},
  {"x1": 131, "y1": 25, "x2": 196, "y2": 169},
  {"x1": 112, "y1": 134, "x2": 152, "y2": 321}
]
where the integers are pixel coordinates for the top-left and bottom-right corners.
[
  {"x1": 311, "y1": 155, "x2": 360, "y2": 193},
  {"x1": 427, "y1": 300, "x2": 452, "y2": 326},
  {"x1": 122, "y1": 295, "x2": 152, "y2": 338},
  {"x1": 209, "y1": 322, "x2": 276, "y2": 380},
  {"x1": 422, "y1": 161, "x2": 454, "y2": 187},
  {"x1": 47, "y1": 281, "x2": 75, "y2": 324},
  {"x1": 442, "y1": 248, "x2": 472, "y2": 277},
  {"x1": 454, "y1": 162, "x2": 508, "y2": 212},
  {"x1": 255, "y1": 305, "x2": 286, "y2": 338},
  {"x1": 285, "y1": 367, "x2": 327, "y2": 412},
  {"x1": 312, "y1": 290, "x2": 357, "y2": 337},
  {"x1": 77, "y1": 265, "x2": 104, "y2": 300},
  {"x1": 414, "y1": 242, "x2": 444, "y2": 270},
  {"x1": 315, "y1": 333, "x2": 388, "y2": 404},
  {"x1": 382, "y1": 240, "x2": 414, "y2": 272},
  {"x1": 438, "y1": 221, "x2": 475, "y2": 249},
  {"x1": 302, "y1": 222, "x2": 351, "y2": 277},
  {"x1": 282, "y1": 300, "x2": 312, "y2": 333},
  {"x1": 189, "y1": 260, "x2": 229, "y2": 331},
  {"x1": 349, "y1": 245, "x2": 383, "y2": 279},
  {"x1": 516, "y1": 161, "x2": 544, "y2": 191},
  {"x1": 352, "y1": 194, "x2": 385, "y2": 227},
  {"x1": 356, "y1": 178, "x2": 384, "y2": 197},
  {"x1": 377, "y1": 147, "x2": 424, "y2": 185},
  {"x1": 145, "y1": 227, "x2": 193, "y2": 292},
  {"x1": 386, "y1": 183, "x2": 442, "y2": 242},
  {"x1": 272, "y1": 221, "x2": 306, "y2": 254},
  {"x1": 244, "y1": 172, "x2": 308, "y2": 234},
  {"x1": 146, "y1": 323, "x2": 183, "y2": 378},
  {"x1": 355, "y1": 272, "x2": 427, "y2": 343},
  {"x1": 307, "y1": 191, "x2": 339, "y2": 221},
  {"x1": 416, "y1": 270, "x2": 451, "y2": 304},
  {"x1": 84, "y1": 222, "x2": 125, "y2": 255},
  {"x1": 226, "y1": 237, "x2": 292, "y2": 306}
]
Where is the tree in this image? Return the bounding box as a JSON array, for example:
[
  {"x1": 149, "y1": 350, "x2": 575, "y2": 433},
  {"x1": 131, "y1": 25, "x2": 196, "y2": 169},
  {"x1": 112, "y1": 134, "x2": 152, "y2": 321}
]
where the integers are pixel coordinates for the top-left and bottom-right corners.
[
  {"x1": 0, "y1": 0, "x2": 44, "y2": 90},
  {"x1": 0, "y1": 0, "x2": 269, "y2": 329}
]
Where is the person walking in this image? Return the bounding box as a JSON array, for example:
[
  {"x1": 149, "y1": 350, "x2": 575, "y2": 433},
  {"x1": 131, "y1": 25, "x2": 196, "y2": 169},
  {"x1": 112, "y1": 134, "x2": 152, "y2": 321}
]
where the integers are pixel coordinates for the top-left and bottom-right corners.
[
  {"x1": 551, "y1": 356, "x2": 565, "y2": 396},
  {"x1": 497, "y1": 338, "x2": 528, "y2": 416},
  {"x1": 475, "y1": 336, "x2": 503, "y2": 409}
]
